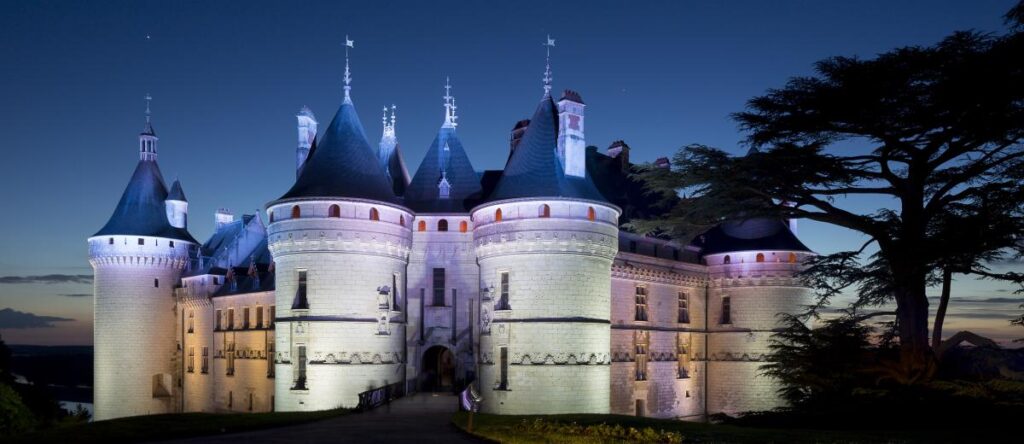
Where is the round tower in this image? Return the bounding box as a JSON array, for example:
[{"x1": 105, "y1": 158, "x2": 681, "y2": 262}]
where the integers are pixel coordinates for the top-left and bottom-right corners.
[
  {"x1": 472, "y1": 76, "x2": 620, "y2": 414},
  {"x1": 699, "y1": 218, "x2": 813, "y2": 416},
  {"x1": 268, "y1": 50, "x2": 413, "y2": 411},
  {"x1": 89, "y1": 98, "x2": 197, "y2": 420}
]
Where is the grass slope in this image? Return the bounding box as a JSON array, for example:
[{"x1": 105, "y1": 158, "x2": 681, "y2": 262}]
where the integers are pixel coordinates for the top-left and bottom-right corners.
[{"x1": 9, "y1": 408, "x2": 349, "y2": 444}]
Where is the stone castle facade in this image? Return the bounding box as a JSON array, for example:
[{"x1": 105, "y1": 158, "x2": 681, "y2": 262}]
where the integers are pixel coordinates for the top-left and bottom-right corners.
[{"x1": 88, "y1": 56, "x2": 812, "y2": 421}]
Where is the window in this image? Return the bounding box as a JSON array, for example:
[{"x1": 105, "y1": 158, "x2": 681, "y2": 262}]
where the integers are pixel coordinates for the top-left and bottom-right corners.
[
  {"x1": 108, "y1": 237, "x2": 114, "y2": 245},
  {"x1": 677, "y1": 335, "x2": 690, "y2": 379},
  {"x1": 756, "y1": 253, "x2": 765, "y2": 263},
  {"x1": 256, "y1": 306, "x2": 264, "y2": 328},
  {"x1": 438, "y1": 219, "x2": 448, "y2": 231},
  {"x1": 723, "y1": 255, "x2": 731, "y2": 264},
  {"x1": 243, "y1": 307, "x2": 250, "y2": 329},
  {"x1": 678, "y1": 292, "x2": 690, "y2": 324},
  {"x1": 588, "y1": 206, "x2": 596, "y2": 221},
  {"x1": 154, "y1": 278, "x2": 159, "y2": 288},
  {"x1": 418, "y1": 220, "x2": 426, "y2": 232},
  {"x1": 635, "y1": 399, "x2": 645, "y2": 417},
  {"x1": 138, "y1": 238, "x2": 145, "y2": 245},
  {"x1": 789, "y1": 252, "x2": 798, "y2": 263},
  {"x1": 215, "y1": 309, "x2": 222, "y2": 330},
  {"x1": 214, "y1": 277, "x2": 220, "y2": 285},
  {"x1": 720, "y1": 296, "x2": 732, "y2": 324},
  {"x1": 266, "y1": 342, "x2": 275, "y2": 377},
  {"x1": 634, "y1": 331, "x2": 648, "y2": 381},
  {"x1": 228, "y1": 391, "x2": 233, "y2": 409},
  {"x1": 369, "y1": 208, "x2": 379, "y2": 221},
  {"x1": 634, "y1": 286, "x2": 649, "y2": 321},
  {"x1": 249, "y1": 393, "x2": 254, "y2": 411},
  {"x1": 291, "y1": 205, "x2": 300, "y2": 218},
  {"x1": 227, "y1": 308, "x2": 235, "y2": 330},
  {"x1": 498, "y1": 347, "x2": 509, "y2": 390},
  {"x1": 296, "y1": 270, "x2": 308, "y2": 309},
  {"x1": 459, "y1": 221, "x2": 468, "y2": 232},
  {"x1": 293, "y1": 345, "x2": 307, "y2": 390},
  {"x1": 432, "y1": 268, "x2": 446, "y2": 306},
  {"x1": 497, "y1": 271, "x2": 510, "y2": 310},
  {"x1": 392, "y1": 274, "x2": 400, "y2": 311},
  {"x1": 169, "y1": 241, "x2": 174, "y2": 248},
  {"x1": 201, "y1": 347, "x2": 209, "y2": 374},
  {"x1": 188, "y1": 310, "x2": 194, "y2": 333},
  {"x1": 495, "y1": 208, "x2": 502, "y2": 222},
  {"x1": 187, "y1": 347, "x2": 195, "y2": 373},
  {"x1": 400, "y1": 215, "x2": 405, "y2": 227},
  {"x1": 226, "y1": 342, "x2": 235, "y2": 376},
  {"x1": 329, "y1": 204, "x2": 340, "y2": 218},
  {"x1": 270, "y1": 212, "x2": 275, "y2": 223},
  {"x1": 539, "y1": 204, "x2": 550, "y2": 218},
  {"x1": 269, "y1": 306, "x2": 275, "y2": 327}
]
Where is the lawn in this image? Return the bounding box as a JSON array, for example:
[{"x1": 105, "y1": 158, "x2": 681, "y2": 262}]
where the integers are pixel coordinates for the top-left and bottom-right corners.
[
  {"x1": 8, "y1": 408, "x2": 350, "y2": 444},
  {"x1": 451, "y1": 411, "x2": 1014, "y2": 443}
]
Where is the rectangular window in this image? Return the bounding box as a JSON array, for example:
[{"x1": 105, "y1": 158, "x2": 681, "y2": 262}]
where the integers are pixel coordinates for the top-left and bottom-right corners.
[
  {"x1": 720, "y1": 296, "x2": 732, "y2": 325},
  {"x1": 227, "y1": 308, "x2": 235, "y2": 330},
  {"x1": 243, "y1": 307, "x2": 250, "y2": 329},
  {"x1": 296, "y1": 270, "x2": 308, "y2": 308},
  {"x1": 256, "y1": 306, "x2": 264, "y2": 328},
  {"x1": 634, "y1": 333, "x2": 648, "y2": 381},
  {"x1": 678, "y1": 292, "x2": 690, "y2": 324},
  {"x1": 267, "y1": 342, "x2": 275, "y2": 378},
  {"x1": 169, "y1": 241, "x2": 174, "y2": 248},
  {"x1": 187, "y1": 347, "x2": 195, "y2": 373},
  {"x1": 154, "y1": 278, "x2": 159, "y2": 288},
  {"x1": 498, "y1": 347, "x2": 509, "y2": 390},
  {"x1": 215, "y1": 310, "x2": 222, "y2": 330},
  {"x1": 432, "y1": 268, "x2": 446, "y2": 306},
  {"x1": 201, "y1": 347, "x2": 209, "y2": 374},
  {"x1": 677, "y1": 335, "x2": 690, "y2": 379},
  {"x1": 269, "y1": 306, "x2": 275, "y2": 327},
  {"x1": 497, "y1": 271, "x2": 510, "y2": 310},
  {"x1": 294, "y1": 345, "x2": 307, "y2": 390},
  {"x1": 392, "y1": 273, "x2": 400, "y2": 311},
  {"x1": 226, "y1": 342, "x2": 235, "y2": 376},
  {"x1": 634, "y1": 286, "x2": 648, "y2": 321},
  {"x1": 188, "y1": 310, "x2": 194, "y2": 333},
  {"x1": 138, "y1": 238, "x2": 145, "y2": 245}
]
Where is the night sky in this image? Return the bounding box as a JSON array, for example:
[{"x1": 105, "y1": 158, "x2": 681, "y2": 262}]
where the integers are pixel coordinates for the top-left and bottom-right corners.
[{"x1": 1, "y1": 0, "x2": 1020, "y2": 345}]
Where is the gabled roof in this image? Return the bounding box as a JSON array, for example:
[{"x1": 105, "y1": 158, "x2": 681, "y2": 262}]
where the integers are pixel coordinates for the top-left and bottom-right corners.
[
  {"x1": 93, "y1": 160, "x2": 196, "y2": 243},
  {"x1": 695, "y1": 218, "x2": 810, "y2": 256},
  {"x1": 405, "y1": 127, "x2": 483, "y2": 212},
  {"x1": 486, "y1": 95, "x2": 607, "y2": 203},
  {"x1": 167, "y1": 179, "x2": 187, "y2": 202},
  {"x1": 276, "y1": 100, "x2": 397, "y2": 203}
]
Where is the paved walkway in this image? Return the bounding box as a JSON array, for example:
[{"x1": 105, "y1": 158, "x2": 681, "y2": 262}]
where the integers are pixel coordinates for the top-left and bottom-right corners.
[{"x1": 170, "y1": 393, "x2": 485, "y2": 444}]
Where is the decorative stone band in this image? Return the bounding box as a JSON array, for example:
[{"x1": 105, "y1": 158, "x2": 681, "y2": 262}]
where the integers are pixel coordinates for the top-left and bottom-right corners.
[
  {"x1": 267, "y1": 230, "x2": 412, "y2": 260},
  {"x1": 177, "y1": 293, "x2": 214, "y2": 307},
  {"x1": 611, "y1": 324, "x2": 702, "y2": 332},
  {"x1": 275, "y1": 350, "x2": 404, "y2": 365},
  {"x1": 610, "y1": 351, "x2": 684, "y2": 363},
  {"x1": 708, "y1": 352, "x2": 771, "y2": 362},
  {"x1": 275, "y1": 315, "x2": 406, "y2": 325},
  {"x1": 612, "y1": 263, "x2": 707, "y2": 287},
  {"x1": 479, "y1": 351, "x2": 611, "y2": 366},
  {"x1": 409, "y1": 241, "x2": 476, "y2": 262},
  {"x1": 490, "y1": 316, "x2": 610, "y2": 325},
  {"x1": 474, "y1": 229, "x2": 618, "y2": 261},
  {"x1": 709, "y1": 276, "x2": 806, "y2": 288},
  {"x1": 88, "y1": 254, "x2": 190, "y2": 269},
  {"x1": 214, "y1": 348, "x2": 270, "y2": 360}
]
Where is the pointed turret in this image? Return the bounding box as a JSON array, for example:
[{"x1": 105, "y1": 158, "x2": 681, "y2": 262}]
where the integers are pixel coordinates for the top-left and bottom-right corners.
[
  {"x1": 405, "y1": 79, "x2": 481, "y2": 212},
  {"x1": 296, "y1": 106, "x2": 318, "y2": 177},
  {"x1": 378, "y1": 105, "x2": 410, "y2": 197},
  {"x1": 165, "y1": 179, "x2": 188, "y2": 229}
]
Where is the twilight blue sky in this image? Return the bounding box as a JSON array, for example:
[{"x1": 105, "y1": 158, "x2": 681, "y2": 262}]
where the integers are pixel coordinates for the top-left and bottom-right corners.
[{"x1": 0, "y1": 0, "x2": 1021, "y2": 345}]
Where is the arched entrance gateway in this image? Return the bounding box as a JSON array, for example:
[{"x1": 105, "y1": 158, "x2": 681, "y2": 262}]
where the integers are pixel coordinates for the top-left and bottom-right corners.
[{"x1": 421, "y1": 346, "x2": 455, "y2": 392}]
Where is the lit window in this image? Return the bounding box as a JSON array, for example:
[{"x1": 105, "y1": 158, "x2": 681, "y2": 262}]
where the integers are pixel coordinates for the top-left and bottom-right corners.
[
  {"x1": 329, "y1": 204, "x2": 340, "y2": 218},
  {"x1": 291, "y1": 206, "x2": 300, "y2": 219},
  {"x1": 634, "y1": 286, "x2": 648, "y2": 321},
  {"x1": 587, "y1": 207, "x2": 596, "y2": 221},
  {"x1": 539, "y1": 204, "x2": 550, "y2": 218},
  {"x1": 459, "y1": 221, "x2": 468, "y2": 232},
  {"x1": 756, "y1": 253, "x2": 765, "y2": 263},
  {"x1": 187, "y1": 347, "x2": 195, "y2": 373},
  {"x1": 369, "y1": 208, "x2": 379, "y2": 221},
  {"x1": 438, "y1": 219, "x2": 448, "y2": 232},
  {"x1": 495, "y1": 208, "x2": 502, "y2": 222},
  {"x1": 720, "y1": 296, "x2": 732, "y2": 324},
  {"x1": 789, "y1": 252, "x2": 798, "y2": 263},
  {"x1": 418, "y1": 220, "x2": 426, "y2": 232}
]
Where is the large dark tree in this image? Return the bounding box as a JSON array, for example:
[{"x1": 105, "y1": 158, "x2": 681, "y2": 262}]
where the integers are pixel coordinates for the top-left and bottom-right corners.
[{"x1": 634, "y1": 8, "x2": 1024, "y2": 375}]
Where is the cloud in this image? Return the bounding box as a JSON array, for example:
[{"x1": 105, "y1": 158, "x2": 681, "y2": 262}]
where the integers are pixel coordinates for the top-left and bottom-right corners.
[
  {"x1": 0, "y1": 274, "x2": 92, "y2": 284},
  {"x1": 0, "y1": 308, "x2": 74, "y2": 329},
  {"x1": 976, "y1": 297, "x2": 1024, "y2": 304},
  {"x1": 58, "y1": 293, "x2": 92, "y2": 298}
]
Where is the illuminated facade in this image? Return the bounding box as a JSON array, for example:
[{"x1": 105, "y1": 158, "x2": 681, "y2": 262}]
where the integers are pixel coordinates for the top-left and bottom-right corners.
[{"x1": 90, "y1": 51, "x2": 812, "y2": 420}]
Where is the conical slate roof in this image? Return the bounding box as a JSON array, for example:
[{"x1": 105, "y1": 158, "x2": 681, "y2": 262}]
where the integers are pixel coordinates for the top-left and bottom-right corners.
[
  {"x1": 167, "y1": 179, "x2": 187, "y2": 201},
  {"x1": 93, "y1": 160, "x2": 196, "y2": 243},
  {"x1": 697, "y1": 218, "x2": 810, "y2": 256},
  {"x1": 384, "y1": 143, "x2": 410, "y2": 197},
  {"x1": 487, "y1": 95, "x2": 607, "y2": 203},
  {"x1": 405, "y1": 126, "x2": 482, "y2": 212},
  {"x1": 277, "y1": 100, "x2": 397, "y2": 203}
]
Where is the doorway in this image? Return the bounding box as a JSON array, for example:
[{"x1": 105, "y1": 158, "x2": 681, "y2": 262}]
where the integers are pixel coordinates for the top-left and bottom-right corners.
[{"x1": 421, "y1": 345, "x2": 455, "y2": 392}]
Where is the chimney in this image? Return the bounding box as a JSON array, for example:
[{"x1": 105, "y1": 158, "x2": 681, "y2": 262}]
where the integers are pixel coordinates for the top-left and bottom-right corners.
[
  {"x1": 215, "y1": 208, "x2": 234, "y2": 229},
  {"x1": 296, "y1": 107, "x2": 318, "y2": 178},
  {"x1": 654, "y1": 157, "x2": 671, "y2": 169},
  {"x1": 557, "y1": 90, "x2": 586, "y2": 177},
  {"x1": 509, "y1": 119, "x2": 530, "y2": 155},
  {"x1": 607, "y1": 140, "x2": 631, "y2": 167}
]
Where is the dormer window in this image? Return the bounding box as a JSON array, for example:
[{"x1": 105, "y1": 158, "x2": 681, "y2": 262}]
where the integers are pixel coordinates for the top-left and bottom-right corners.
[
  {"x1": 495, "y1": 208, "x2": 503, "y2": 222},
  {"x1": 418, "y1": 220, "x2": 426, "y2": 232},
  {"x1": 291, "y1": 205, "x2": 301, "y2": 219},
  {"x1": 438, "y1": 173, "x2": 451, "y2": 200},
  {"x1": 459, "y1": 221, "x2": 468, "y2": 233},
  {"x1": 539, "y1": 204, "x2": 550, "y2": 218},
  {"x1": 438, "y1": 219, "x2": 448, "y2": 232},
  {"x1": 329, "y1": 205, "x2": 340, "y2": 218},
  {"x1": 588, "y1": 207, "x2": 596, "y2": 221},
  {"x1": 138, "y1": 238, "x2": 145, "y2": 245},
  {"x1": 108, "y1": 238, "x2": 114, "y2": 245}
]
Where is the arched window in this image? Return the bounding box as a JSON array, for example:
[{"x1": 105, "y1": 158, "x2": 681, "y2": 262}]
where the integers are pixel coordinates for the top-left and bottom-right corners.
[
  {"x1": 369, "y1": 208, "x2": 379, "y2": 221},
  {"x1": 495, "y1": 208, "x2": 503, "y2": 222},
  {"x1": 328, "y1": 204, "x2": 340, "y2": 218},
  {"x1": 723, "y1": 255, "x2": 731, "y2": 264},
  {"x1": 291, "y1": 205, "x2": 301, "y2": 219},
  {"x1": 438, "y1": 219, "x2": 448, "y2": 232},
  {"x1": 756, "y1": 253, "x2": 765, "y2": 263},
  {"x1": 587, "y1": 206, "x2": 596, "y2": 221},
  {"x1": 459, "y1": 221, "x2": 468, "y2": 233},
  {"x1": 418, "y1": 220, "x2": 426, "y2": 232},
  {"x1": 788, "y1": 252, "x2": 798, "y2": 263},
  {"x1": 269, "y1": 212, "x2": 275, "y2": 223},
  {"x1": 539, "y1": 204, "x2": 550, "y2": 218},
  {"x1": 400, "y1": 215, "x2": 405, "y2": 227}
]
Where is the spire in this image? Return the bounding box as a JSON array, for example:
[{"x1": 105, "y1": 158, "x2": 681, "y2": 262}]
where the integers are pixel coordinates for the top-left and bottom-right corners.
[
  {"x1": 442, "y1": 76, "x2": 457, "y2": 128},
  {"x1": 542, "y1": 35, "x2": 555, "y2": 97},
  {"x1": 381, "y1": 106, "x2": 395, "y2": 140},
  {"x1": 343, "y1": 36, "x2": 354, "y2": 103},
  {"x1": 139, "y1": 94, "x2": 158, "y2": 161}
]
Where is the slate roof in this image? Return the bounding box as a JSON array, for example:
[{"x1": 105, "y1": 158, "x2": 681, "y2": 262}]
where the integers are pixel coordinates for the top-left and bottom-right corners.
[
  {"x1": 167, "y1": 179, "x2": 187, "y2": 201},
  {"x1": 384, "y1": 143, "x2": 410, "y2": 197},
  {"x1": 695, "y1": 218, "x2": 811, "y2": 256},
  {"x1": 93, "y1": 159, "x2": 197, "y2": 243},
  {"x1": 486, "y1": 96, "x2": 607, "y2": 203},
  {"x1": 405, "y1": 126, "x2": 483, "y2": 212},
  {"x1": 277, "y1": 100, "x2": 397, "y2": 203}
]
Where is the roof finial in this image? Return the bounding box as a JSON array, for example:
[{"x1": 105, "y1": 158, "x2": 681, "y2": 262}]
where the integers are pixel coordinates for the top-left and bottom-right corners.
[
  {"x1": 145, "y1": 93, "x2": 152, "y2": 123},
  {"x1": 442, "y1": 76, "x2": 458, "y2": 128},
  {"x1": 390, "y1": 104, "x2": 397, "y2": 128},
  {"x1": 542, "y1": 35, "x2": 555, "y2": 97},
  {"x1": 343, "y1": 35, "x2": 354, "y2": 103},
  {"x1": 382, "y1": 105, "x2": 388, "y2": 129}
]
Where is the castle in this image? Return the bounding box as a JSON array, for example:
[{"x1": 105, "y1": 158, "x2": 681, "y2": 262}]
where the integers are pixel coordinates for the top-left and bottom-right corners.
[{"x1": 88, "y1": 47, "x2": 812, "y2": 421}]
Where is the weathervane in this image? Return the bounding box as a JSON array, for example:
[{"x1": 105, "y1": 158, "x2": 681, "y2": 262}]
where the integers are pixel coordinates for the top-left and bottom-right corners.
[
  {"x1": 543, "y1": 35, "x2": 555, "y2": 96},
  {"x1": 343, "y1": 35, "x2": 354, "y2": 102}
]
